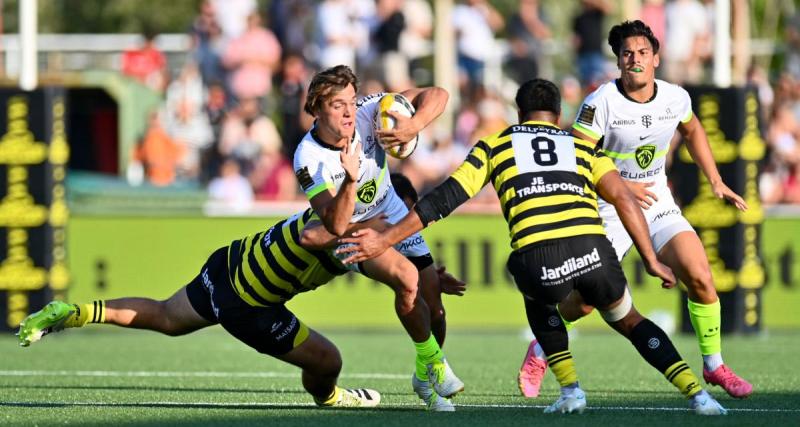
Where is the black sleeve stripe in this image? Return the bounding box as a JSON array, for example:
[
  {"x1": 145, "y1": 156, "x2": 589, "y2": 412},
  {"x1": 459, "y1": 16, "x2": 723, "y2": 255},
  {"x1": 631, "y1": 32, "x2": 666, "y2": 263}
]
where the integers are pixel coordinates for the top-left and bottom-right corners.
[
  {"x1": 465, "y1": 154, "x2": 483, "y2": 169},
  {"x1": 414, "y1": 177, "x2": 471, "y2": 225},
  {"x1": 574, "y1": 142, "x2": 595, "y2": 155}
]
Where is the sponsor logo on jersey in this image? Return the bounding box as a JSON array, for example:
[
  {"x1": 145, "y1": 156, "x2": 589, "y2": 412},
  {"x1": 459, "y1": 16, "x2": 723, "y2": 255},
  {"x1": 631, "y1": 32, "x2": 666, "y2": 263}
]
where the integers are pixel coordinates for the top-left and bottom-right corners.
[
  {"x1": 641, "y1": 115, "x2": 653, "y2": 128},
  {"x1": 577, "y1": 104, "x2": 596, "y2": 126},
  {"x1": 540, "y1": 248, "x2": 601, "y2": 281},
  {"x1": 295, "y1": 166, "x2": 314, "y2": 191},
  {"x1": 620, "y1": 165, "x2": 663, "y2": 179},
  {"x1": 658, "y1": 107, "x2": 678, "y2": 121},
  {"x1": 516, "y1": 176, "x2": 585, "y2": 198},
  {"x1": 357, "y1": 179, "x2": 377, "y2": 203},
  {"x1": 274, "y1": 316, "x2": 298, "y2": 341},
  {"x1": 611, "y1": 119, "x2": 636, "y2": 127},
  {"x1": 635, "y1": 144, "x2": 656, "y2": 169}
]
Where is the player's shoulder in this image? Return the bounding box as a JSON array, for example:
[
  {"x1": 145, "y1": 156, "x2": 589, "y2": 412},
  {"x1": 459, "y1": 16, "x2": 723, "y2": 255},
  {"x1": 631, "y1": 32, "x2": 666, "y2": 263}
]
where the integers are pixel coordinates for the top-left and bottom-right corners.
[
  {"x1": 293, "y1": 130, "x2": 325, "y2": 163},
  {"x1": 585, "y1": 80, "x2": 620, "y2": 102},
  {"x1": 357, "y1": 92, "x2": 387, "y2": 109}
]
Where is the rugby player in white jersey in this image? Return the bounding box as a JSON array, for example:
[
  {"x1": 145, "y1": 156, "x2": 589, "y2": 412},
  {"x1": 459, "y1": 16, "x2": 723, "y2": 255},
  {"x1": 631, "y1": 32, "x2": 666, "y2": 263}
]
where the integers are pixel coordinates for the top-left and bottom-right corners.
[
  {"x1": 292, "y1": 65, "x2": 462, "y2": 410},
  {"x1": 518, "y1": 20, "x2": 752, "y2": 399}
]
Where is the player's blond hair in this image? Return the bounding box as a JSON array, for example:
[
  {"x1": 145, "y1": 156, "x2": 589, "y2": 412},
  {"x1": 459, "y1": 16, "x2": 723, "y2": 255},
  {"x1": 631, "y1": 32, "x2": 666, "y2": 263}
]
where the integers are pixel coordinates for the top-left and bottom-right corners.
[{"x1": 304, "y1": 65, "x2": 359, "y2": 115}]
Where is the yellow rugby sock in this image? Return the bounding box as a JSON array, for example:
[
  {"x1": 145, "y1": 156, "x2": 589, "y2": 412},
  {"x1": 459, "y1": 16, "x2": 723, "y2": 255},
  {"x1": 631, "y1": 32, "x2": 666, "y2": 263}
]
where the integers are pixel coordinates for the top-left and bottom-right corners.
[
  {"x1": 315, "y1": 386, "x2": 342, "y2": 406},
  {"x1": 664, "y1": 361, "x2": 703, "y2": 398},
  {"x1": 63, "y1": 300, "x2": 106, "y2": 328},
  {"x1": 547, "y1": 350, "x2": 579, "y2": 387}
]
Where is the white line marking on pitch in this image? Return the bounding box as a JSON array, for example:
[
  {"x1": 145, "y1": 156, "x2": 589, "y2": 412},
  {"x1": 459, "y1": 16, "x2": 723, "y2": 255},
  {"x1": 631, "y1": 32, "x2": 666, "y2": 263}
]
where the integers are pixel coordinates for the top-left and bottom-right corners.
[
  {"x1": 0, "y1": 401, "x2": 797, "y2": 414},
  {"x1": 0, "y1": 370, "x2": 405, "y2": 380}
]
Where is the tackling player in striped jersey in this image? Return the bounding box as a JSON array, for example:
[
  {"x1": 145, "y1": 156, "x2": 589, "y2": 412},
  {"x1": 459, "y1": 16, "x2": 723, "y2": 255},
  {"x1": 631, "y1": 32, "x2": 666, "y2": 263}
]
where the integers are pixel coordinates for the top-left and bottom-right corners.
[
  {"x1": 16, "y1": 179, "x2": 466, "y2": 410},
  {"x1": 337, "y1": 78, "x2": 727, "y2": 415}
]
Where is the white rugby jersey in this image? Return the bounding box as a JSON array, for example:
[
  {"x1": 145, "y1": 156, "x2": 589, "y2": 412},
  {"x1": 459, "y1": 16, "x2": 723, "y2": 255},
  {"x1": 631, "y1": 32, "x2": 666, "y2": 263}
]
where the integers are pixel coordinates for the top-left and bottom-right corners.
[
  {"x1": 572, "y1": 79, "x2": 693, "y2": 190},
  {"x1": 292, "y1": 93, "x2": 392, "y2": 222}
]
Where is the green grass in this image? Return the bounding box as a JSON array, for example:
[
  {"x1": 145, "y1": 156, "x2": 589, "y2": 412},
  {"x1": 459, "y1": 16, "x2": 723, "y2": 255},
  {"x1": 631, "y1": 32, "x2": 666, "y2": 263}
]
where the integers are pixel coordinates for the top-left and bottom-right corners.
[{"x1": 2, "y1": 327, "x2": 798, "y2": 426}]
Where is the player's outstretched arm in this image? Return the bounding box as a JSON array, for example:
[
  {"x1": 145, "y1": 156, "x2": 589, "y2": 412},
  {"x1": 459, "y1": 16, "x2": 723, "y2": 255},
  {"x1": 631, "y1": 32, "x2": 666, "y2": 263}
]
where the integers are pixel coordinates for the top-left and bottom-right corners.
[
  {"x1": 679, "y1": 115, "x2": 747, "y2": 211},
  {"x1": 597, "y1": 170, "x2": 676, "y2": 288},
  {"x1": 377, "y1": 87, "x2": 448, "y2": 147},
  {"x1": 300, "y1": 215, "x2": 390, "y2": 250}
]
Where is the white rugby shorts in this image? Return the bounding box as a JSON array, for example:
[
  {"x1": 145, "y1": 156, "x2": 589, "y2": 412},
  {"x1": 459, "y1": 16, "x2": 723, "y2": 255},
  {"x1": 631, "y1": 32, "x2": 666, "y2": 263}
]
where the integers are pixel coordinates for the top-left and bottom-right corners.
[{"x1": 598, "y1": 186, "x2": 695, "y2": 261}]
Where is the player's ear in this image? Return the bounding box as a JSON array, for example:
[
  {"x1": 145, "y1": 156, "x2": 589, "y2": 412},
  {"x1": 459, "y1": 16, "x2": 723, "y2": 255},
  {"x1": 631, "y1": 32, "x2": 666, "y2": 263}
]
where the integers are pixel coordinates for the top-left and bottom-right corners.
[{"x1": 653, "y1": 53, "x2": 660, "y2": 68}]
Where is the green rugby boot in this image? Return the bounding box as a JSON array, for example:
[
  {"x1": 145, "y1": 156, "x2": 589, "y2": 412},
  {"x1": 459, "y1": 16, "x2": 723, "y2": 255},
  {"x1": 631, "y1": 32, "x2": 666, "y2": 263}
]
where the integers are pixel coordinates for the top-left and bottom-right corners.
[{"x1": 17, "y1": 301, "x2": 75, "y2": 347}]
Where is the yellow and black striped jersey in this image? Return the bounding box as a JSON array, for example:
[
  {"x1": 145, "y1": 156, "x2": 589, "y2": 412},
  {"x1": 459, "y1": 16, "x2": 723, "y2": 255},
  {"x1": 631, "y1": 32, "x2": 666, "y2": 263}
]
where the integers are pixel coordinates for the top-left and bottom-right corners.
[
  {"x1": 451, "y1": 121, "x2": 617, "y2": 250},
  {"x1": 227, "y1": 209, "x2": 348, "y2": 306}
]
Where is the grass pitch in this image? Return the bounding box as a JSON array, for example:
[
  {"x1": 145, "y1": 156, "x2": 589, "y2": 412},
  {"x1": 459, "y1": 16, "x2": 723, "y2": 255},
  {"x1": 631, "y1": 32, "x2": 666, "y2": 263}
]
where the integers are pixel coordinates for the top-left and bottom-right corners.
[{"x1": 2, "y1": 327, "x2": 798, "y2": 426}]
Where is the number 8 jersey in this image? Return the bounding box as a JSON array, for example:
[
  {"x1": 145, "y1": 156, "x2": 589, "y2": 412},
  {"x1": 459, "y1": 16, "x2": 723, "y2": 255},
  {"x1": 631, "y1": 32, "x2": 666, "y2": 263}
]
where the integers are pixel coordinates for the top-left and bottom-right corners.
[{"x1": 451, "y1": 121, "x2": 617, "y2": 250}]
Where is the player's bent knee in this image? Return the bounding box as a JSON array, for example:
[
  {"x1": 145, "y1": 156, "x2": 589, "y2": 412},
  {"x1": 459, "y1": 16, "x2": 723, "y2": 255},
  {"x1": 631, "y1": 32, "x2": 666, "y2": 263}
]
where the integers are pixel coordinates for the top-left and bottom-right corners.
[{"x1": 599, "y1": 288, "x2": 632, "y2": 323}]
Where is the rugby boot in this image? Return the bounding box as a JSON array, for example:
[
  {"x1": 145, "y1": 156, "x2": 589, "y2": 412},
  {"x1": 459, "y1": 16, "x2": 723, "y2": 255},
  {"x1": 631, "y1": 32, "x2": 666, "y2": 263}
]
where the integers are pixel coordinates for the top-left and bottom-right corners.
[
  {"x1": 17, "y1": 301, "x2": 75, "y2": 347},
  {"x1": 689, "y1": 390, "x2": 728, "y2": 415},
  {"x1": 316, "y1": 387, "x2": 381, "y2": 408},
  {"x1": 702, "y1": 364, "x2": 752, "y2": 398},
  {"x1": 412, "y1": 373, "x2": 455, "y2": 412},
  {"x1": 518, "y1": 339, "x2": 548, "y2": 398},
  {"x1": 543, "y1": 386, "x2": 586, "y2": 414},
  {"x1": 426, "y1": 358, "x2": 464, "y2": 398}
]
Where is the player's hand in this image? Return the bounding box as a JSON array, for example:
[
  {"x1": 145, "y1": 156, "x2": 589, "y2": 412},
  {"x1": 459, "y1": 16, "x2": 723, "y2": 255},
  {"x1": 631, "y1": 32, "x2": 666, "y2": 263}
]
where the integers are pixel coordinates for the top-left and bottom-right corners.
[
  {"x1": 336, "y1": 228, "x2": 391, "y2": 264},
  {"x1": 711, "y1": 181, "x2": 748, "y2": 211},
  {"x1": 643, "y1": 258, "x2": 676, "y2": 289},
  {"x1": 376, "y1": 111, "x2": 419, "y2": 148},
  {"x1": 626, "y1": 181, "x2": 658, "y2": 209},
  {"x1": 341, "y1": 141, "x2": 361, "y2": 182},
  {"x1": 437, "y1": 265, "x2": 466, "y2": 296}
]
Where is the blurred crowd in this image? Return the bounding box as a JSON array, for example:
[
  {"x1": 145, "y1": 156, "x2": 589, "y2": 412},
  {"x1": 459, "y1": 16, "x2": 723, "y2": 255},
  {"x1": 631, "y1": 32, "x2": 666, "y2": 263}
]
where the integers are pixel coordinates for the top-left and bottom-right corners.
[{"x1": 119, "y1": 0, "x2": 800, "y2": 207}]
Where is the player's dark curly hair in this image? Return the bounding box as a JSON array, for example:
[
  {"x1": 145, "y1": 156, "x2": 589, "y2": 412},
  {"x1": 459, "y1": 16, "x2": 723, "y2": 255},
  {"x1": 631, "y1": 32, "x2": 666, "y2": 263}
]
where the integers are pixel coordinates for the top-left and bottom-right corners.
[
  {"x1": 515, "y1": 79, "x2": 560, "y2": 117},
  {"x1": 304, "y1": 65, "x2": 359, "y2": 115},
  {"x1": 608, "y1": 20, "x2": 660, "y2": 58}
]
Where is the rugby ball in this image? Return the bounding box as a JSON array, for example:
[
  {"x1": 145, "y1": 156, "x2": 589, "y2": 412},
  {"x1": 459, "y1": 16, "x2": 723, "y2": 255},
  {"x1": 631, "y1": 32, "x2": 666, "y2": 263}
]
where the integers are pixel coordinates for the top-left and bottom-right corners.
[{"x1": 374, "y1": 93, "x2": 418, "y2": 159}]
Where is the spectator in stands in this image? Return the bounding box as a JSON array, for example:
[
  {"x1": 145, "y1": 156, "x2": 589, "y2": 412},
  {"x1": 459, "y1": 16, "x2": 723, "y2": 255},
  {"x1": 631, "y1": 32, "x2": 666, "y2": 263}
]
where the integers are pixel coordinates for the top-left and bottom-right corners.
[
  {"x1": 400, "y1": 0, "x2": 433, "y2": 83},
  {"x1": 664, "y1": 0, "x2": 710, "y2": 84},
  {"x1": 314, "y1": 0, "x2": 359, "y2": 69},
  {"x1": 121, "y1": 27, "x2": 168, "y2": 93},
  {"x1": 222, "y1": 11, "x2": 282, "y2": 101},
  {"x1": 469, "y1": 94, "x2": 509, "y2": 146},
  {"x1": 133, "y1": 110, "x2": 185, "y2": 187},
  {"x1": 190, "y1": 0, "x2": 227, "y2": 87},
  {"x1": 374, "y1": 0, "x2": 409, "y2": 91},
  {"x1": 277, "y1": 54, "x2": 314, "y2": 159},
  {"x1": 268, "y1": 0, "x2": 313, "y2": 56},
  {"x1": 452, "y1": 0, "x2": 504, "y2": 92},
  {"x1": 786, "y1": 10, "x2": 800, "y2": 80},
  {"x1": 505, "y1": 0, "x2": 551, "y2": 84},
  {"x1": 250, "y1": 146, "x2": 297, "y2": 201},
  {"x1": 219, "y1": 98, "x2": 283, "y2": 178},
  {"x1": 208, "y1": 157, "x2": 254, "y2": 211},
  {"x1": 559, "y1": 76, "x2": 582, "y2": 129},
  {"x1": 211, "y1": 0, "x2": 256, "y2": 42},
  {"x1": 572, "y1": 0, "x2": 612, "y2": 87},
  {"x1": 164, "y1": 62, "x2": 215, "y2": 181},
  {"x1": 763, "y1": 103, "x2": 800, "y2": 203},
  {"x1": 640, "y1": 0, "x2": 666, "y2": 58}
]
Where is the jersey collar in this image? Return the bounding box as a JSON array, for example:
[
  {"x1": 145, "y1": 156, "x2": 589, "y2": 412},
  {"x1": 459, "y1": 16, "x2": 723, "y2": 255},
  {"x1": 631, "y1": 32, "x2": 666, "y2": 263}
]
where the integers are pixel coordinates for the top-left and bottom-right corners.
[
  {"x1": 521, "y1": 120, "x2": 560, "y2": 129},
  {"x1": 310, "y1": 123, "x2": 356, "y2": 152},
  {"x1": 615, "y1": 79, "x2": 658, "y2": 104}
]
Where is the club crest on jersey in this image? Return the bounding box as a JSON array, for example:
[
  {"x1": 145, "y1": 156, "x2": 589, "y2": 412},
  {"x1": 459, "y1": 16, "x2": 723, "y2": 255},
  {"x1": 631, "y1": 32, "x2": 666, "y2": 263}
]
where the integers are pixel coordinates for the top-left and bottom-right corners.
[
  {"x1": 641, "y1": 114, "x2": 653, "y2": 128},
  {"x1": 635, "y1": 144, "x2": 656, "y2": 169},
  {"x1": 357, "y1": 179, "x2": 377, "y2": 203}
]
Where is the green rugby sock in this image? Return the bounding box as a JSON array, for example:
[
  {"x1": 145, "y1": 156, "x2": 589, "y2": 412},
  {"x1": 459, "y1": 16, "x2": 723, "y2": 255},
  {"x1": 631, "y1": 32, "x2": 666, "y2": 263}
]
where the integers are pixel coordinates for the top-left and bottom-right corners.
[
  {"x1": 414, "y1": 334, "x2": 444, "y2": 381},
  {"x1": 687, "y1": 299, "x2": 722, "y2": 356}
]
